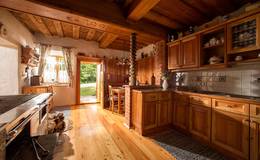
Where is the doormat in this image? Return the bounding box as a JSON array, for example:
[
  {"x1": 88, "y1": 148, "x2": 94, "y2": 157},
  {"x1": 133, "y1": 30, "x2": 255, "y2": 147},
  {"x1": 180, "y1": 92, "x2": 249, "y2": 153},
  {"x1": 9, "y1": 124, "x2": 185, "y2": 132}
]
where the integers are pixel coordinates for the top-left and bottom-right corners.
[{"x1": 150, "y1": 130, "x2": 228, "y2": 160}]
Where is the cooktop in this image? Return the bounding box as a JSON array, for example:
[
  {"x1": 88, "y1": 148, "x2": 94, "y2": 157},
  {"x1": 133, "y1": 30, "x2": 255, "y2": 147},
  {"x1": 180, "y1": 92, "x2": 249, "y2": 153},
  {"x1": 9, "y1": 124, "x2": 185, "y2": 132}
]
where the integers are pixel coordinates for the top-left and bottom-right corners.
[{"x1": 0, "y1": 94, "x2": 38, "y2": 115}]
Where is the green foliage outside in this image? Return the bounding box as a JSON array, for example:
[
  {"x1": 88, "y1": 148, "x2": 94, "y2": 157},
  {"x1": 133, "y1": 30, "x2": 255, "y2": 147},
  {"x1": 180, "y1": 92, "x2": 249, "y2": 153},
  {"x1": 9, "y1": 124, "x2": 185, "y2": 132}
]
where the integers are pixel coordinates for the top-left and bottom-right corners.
[
  {"x1": 80, "y1": 86, "x2": 96, "y2": 96},
  {"x1": 80, "y1": 64, "x2": 97, "y2": 83}
]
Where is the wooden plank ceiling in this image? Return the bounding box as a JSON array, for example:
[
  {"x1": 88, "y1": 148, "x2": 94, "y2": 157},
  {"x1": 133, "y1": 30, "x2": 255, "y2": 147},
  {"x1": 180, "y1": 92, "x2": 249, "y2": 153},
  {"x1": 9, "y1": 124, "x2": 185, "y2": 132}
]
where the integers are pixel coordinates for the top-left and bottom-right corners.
[
  {"x1": 1, "y1": 0, "x2": 256, "y2": 51},
  {"x1": 11, "y1": 11, "x2": 148, "y2": 51}
]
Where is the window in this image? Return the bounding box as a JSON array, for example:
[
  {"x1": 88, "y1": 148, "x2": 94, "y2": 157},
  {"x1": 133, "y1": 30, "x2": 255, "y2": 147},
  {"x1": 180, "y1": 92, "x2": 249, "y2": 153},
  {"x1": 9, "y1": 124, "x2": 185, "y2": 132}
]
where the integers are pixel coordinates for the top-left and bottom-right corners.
[{"x1": 43, "y1": 49, "x2": 69, "y2": 84}]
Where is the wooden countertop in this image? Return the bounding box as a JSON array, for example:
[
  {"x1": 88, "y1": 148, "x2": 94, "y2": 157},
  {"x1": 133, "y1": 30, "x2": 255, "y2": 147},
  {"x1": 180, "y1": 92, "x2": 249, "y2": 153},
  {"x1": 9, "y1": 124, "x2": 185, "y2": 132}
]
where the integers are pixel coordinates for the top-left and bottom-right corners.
[
  {"x1": 174, "y1": 90, "x2": 260, "y2": 105},
  {"x1": 131, "y1": 88, "x2": 260, "y2": 104},
  {"x1": 132, "y1": 88, "x2": 173, "y2": 93}
]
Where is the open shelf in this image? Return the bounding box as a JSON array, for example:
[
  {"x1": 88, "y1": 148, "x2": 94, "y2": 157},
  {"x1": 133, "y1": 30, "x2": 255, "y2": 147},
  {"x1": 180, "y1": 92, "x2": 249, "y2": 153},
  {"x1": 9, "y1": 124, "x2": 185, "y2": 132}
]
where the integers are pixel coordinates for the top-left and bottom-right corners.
[
  {"x1": 203, "y1": 43, "x2": 224, "y2": 49},
  {"x1": 200, "y1": 26, "x2": 226, "y2": 67}
]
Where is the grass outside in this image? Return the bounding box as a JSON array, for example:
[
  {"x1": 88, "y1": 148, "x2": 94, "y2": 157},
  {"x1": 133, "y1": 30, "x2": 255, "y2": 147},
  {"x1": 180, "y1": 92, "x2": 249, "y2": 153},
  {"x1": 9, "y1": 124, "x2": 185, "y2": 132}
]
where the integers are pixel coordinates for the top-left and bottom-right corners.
[{"x1": 80, "y1": 86, "x2": 96, "y2": 96}]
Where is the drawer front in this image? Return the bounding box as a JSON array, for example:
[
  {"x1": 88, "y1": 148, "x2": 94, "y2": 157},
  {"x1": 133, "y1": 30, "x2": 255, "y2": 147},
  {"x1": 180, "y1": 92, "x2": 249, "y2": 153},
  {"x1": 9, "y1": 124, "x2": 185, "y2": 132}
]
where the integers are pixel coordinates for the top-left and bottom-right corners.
[
  {"x1": 143, "y1": 93, "x2": 158, "y2": 102},
  {"x1": 159, "y1": 92, "x2": 171, "y2": 100},
  {"x1": 212, "y1": 99, "x2": 249, "y2": 115},
  {"x1": 250, "y1": 104, "x2": 260, "y2": 122},
  {"x1": 190, "y1": 95, "x2": 211, "y2": 107},
  {"x1": 174, "y1": 93, "x2": 189, "y2": 104}
]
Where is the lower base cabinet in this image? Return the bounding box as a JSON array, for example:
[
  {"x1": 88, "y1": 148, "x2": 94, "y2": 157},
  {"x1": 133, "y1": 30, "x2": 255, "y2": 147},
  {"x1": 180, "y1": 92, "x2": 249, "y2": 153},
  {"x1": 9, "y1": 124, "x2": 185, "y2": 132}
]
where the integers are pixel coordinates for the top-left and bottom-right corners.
[
  {"x1": 250, "y1": 104, "x2": 260, "y2": 160},
  {"x1": 212, "y1": 109, "x2": 249, "y2": 159},
  {"x1": 189, "y1": 104, "x2": 211, "y2": 142},
  {"x1": 143, "y1": 100, "x2": 157, "y2": 131},
  {"x1": 132, "y1": 90, "x2": 171, "y2": 135},
  {"x1": 173, "y1": 94, "x2": 189, "y2": 131}
]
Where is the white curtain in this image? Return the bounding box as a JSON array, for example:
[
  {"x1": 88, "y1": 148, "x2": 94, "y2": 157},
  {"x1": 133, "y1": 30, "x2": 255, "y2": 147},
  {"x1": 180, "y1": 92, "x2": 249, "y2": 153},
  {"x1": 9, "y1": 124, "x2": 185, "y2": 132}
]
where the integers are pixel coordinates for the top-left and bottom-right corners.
[
  {"x1": 38, "y1": 44, "x2": 51, "y2": 78},
  {"x1": 62, "y1": 47, "x2": 73, "y2": 86}
]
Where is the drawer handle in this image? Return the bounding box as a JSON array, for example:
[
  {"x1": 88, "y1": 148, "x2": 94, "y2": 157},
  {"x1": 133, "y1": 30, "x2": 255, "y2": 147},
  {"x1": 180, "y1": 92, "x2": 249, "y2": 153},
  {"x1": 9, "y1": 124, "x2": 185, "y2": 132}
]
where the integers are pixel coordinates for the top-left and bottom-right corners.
[{"x1": 227, "y1": 105, "x2": 236, "y2": 108}]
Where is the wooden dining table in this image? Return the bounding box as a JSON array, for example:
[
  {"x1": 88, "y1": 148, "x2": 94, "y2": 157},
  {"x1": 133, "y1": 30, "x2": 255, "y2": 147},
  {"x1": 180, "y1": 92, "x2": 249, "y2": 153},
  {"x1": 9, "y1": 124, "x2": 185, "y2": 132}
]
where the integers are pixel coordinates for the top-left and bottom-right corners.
[{"x1": 112, "y1": 87, "x2": 125, "y2": 114}]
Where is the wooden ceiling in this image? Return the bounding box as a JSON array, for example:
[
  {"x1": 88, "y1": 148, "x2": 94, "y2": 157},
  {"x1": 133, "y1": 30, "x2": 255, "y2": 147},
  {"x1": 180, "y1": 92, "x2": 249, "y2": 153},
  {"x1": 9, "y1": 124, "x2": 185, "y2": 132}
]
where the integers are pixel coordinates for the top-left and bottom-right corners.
[
  {"x1": 11, "y1": 11, "x2": 148, "y2": 51},
  {"x1": 126, "y1": 0, "x2": 255, "y2": 29},
  {"x1": 0, "y1": 0, "x2": 256, "y2": 51}
]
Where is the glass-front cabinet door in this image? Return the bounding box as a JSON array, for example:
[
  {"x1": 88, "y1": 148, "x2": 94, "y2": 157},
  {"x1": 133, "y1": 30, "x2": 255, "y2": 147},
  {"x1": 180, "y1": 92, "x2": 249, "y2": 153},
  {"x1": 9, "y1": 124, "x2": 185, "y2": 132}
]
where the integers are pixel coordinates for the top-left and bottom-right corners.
[{"x1": 227, "y1": 14, "x2": 260, "y2": 54}]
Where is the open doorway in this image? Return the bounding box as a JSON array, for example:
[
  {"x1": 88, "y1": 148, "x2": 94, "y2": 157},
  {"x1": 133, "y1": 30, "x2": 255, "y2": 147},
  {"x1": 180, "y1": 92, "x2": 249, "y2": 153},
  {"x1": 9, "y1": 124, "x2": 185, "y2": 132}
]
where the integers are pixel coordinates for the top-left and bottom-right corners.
[
  {"x1": 80, "y1": 62, "x2": 101, "y2": 103},
  {"x1": 76, "y1": 56, "x2": 103, "y2": 105}
]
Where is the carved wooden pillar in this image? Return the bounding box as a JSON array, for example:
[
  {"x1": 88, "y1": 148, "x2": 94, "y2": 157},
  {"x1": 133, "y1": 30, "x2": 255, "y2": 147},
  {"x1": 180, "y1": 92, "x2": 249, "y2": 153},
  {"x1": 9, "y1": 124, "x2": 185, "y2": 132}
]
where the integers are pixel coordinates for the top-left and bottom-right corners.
[{"x1": 129, "y1": 33, "x2": 137, "y2": 86}]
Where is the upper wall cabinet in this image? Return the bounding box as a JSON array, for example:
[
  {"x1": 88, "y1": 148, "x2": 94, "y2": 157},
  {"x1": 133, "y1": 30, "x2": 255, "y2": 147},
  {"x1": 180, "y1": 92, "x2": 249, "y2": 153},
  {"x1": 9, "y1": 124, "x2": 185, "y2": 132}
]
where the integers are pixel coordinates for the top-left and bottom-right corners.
[
  {"x1": 168, "y1": 41, "x2": 181, "y2": 69},
  {"x1": 182, "y1": 36, "x2": 199, "y2": 68},
  {"x1": 227, "y1": 14, "x2": 260, "y2": 54},
  {"x1": 168, "y1": 35, "x2": 199, "y2": 70}
]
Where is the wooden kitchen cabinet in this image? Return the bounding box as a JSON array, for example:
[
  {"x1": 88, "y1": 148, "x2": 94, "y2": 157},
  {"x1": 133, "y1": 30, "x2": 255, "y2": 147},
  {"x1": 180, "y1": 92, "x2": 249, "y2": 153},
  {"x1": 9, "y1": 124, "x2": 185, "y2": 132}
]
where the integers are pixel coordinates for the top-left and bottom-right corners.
[
  {"x1": 168, "y1": 36, "x2": 199, "y2": 70},
  {"x1": 227, "y1": 14, "x2": 260, "y2": 54},
  {"x1": 212, "y1": 99, "x2": 250, "y2": 159},
  {"x1": 250, "y1": 104, "x2": 260, "y2": 160},
  {"x1": 168, "y1": 41, "x2": 181, "y2": 69},
  {"x1": 189, "y1": 104, "x2": 211, "y2": 142},
  {"x1": 137, "y1": 56, "x2": 155, "y2": 84},
  {"x1": 23, "y1": 85, "x2": 53, "y2": 94},
  {"x1": 157, "y1": 100, "x2": 170, "y2": 126},
  {"x1": 172, "y1": 93, "x2": 189, "y2": 131},
  {"x1": 181, "y1": 36, "x2": 199, "y2": 68},
  {"x1": 131, "y1": 90, "x2": 172, "y2": 135},
  {"x1": 143, "y1": 97, "x2": 158, "y2": 131}
]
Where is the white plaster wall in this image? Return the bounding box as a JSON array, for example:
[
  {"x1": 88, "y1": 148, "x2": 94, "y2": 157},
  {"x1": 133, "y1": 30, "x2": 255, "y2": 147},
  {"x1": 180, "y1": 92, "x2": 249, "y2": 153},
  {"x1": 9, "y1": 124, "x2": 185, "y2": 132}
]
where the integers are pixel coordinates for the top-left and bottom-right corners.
[
  {"x1": 0, "y1": 9, "x2": 35, "y2": 93},
  {"x1": 0, "y1": 9, "x2": 35, "y2": 47},
  {"x1": 0, "y1": 46, "x2": 19, "y2": 95}
]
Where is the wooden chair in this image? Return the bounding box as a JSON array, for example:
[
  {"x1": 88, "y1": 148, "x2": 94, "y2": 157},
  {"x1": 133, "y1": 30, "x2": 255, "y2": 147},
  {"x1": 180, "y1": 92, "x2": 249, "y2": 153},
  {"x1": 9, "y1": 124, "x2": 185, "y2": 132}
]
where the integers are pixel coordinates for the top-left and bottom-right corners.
[{"x1": 108, "y1": 85, "x2": 124, "y2": 113}]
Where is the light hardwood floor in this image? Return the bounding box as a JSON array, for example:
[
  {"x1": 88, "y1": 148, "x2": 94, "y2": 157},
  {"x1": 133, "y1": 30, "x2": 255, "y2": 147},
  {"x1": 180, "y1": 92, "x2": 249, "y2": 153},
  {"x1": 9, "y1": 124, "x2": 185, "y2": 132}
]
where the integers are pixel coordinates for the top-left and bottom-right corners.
[{"x1": 53, "y1": 104, "x2": 175, "y2": 160}]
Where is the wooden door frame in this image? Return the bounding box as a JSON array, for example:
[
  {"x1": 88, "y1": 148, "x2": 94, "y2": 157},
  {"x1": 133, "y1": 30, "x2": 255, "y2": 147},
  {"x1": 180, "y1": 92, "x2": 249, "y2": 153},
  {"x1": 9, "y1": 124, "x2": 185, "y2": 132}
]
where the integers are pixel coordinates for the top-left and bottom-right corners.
[{"x1": 76, "y1": 56, "x2": 104, "y2": 105}]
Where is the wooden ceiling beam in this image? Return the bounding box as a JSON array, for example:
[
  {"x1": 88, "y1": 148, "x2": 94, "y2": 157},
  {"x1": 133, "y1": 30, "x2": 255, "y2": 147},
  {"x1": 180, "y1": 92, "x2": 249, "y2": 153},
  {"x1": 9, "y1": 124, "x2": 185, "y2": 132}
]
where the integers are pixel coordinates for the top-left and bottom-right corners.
[
  {"x1": 144, "y1": 11, "x2": 182, "y2": 29},
  {"x1": 72, "y1": 25, "x2": 80, "y2": 39},
  {"x1": 86, "y1": 29, "x2": 96, "y2": 40},
  {"x1": 53, "y1": 20, "x2": 63, "y2": 37},
  {"x1": 27, "y1": 14, "x2": 51, "y2": 36},
  {"x1": 0, "y1": 0, "x2": 167, "y2": 41},
  {"x1": 128, "y1": 0, "x2": 160, "y2": 21},
  {"x1": 99, "y1": 33, "x2": 118, "y2": 48}
]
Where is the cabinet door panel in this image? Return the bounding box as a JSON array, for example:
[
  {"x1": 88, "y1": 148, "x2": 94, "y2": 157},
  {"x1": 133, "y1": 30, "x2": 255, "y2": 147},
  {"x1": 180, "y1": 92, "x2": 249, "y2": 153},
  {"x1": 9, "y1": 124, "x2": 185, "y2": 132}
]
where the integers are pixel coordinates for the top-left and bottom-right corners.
[
  {"x1": 250, "y1": 122, "x2": 259, "y2": 160},
  {"x1": 173, "y1": 102, "x2": 189, "y2": 130},
  {"x1": 181, "y1": 36, "x2": 198, "y2": 68},
  {"x1": 158, "y1": 100, "x2": 170, "y2": 127},
  {"x1": 189, "y1": 105, "x2": 211, "y2": 142},
  {"x1": 212, "y1": 109, "x2": 249, "y2": 159},
  {"x1": 168, "y1": 41, "x2": 181, "y2": 69},
  {"x1": 143, "y1": 101, "x2": 157, "y2": 130}
]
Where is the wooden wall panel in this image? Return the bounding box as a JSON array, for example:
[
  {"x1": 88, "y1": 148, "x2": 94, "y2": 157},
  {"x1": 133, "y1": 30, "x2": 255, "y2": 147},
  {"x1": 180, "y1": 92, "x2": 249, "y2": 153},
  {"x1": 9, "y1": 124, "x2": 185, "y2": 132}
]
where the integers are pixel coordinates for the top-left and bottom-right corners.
[{"x1": 104, "y1": 58, "x2": 129, "y2": 108}]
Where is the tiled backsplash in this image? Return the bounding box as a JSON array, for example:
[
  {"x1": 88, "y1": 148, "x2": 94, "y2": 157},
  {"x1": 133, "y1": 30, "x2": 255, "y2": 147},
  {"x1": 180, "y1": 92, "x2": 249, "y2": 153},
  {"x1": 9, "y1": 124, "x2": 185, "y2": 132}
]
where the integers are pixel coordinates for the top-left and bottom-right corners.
[{"x1": 174, "y1": 64, "x2": 260, "y2": 97}]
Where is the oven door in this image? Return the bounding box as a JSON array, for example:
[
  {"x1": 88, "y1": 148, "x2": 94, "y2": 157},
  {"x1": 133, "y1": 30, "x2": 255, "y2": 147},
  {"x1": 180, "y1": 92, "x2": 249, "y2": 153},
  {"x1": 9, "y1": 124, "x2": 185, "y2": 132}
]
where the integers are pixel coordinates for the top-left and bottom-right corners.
[{"x1": 30, "y1": 104, "x2": 48, "y2": 137}]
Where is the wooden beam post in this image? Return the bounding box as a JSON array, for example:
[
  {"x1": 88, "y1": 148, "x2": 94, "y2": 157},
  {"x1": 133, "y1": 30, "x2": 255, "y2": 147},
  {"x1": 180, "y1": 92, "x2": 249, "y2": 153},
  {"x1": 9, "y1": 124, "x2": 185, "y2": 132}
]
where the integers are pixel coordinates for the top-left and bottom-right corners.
[
  {"x1": 129, "y1": 33, "x2": 137, "y2": 86},
  {"x1": 128, "y1": 0, "x2": 160, "y2": 21},
  {"x1": 72, "y1": 25, "x2": 80, "y2": 39},
  {"x1": 86, "y1": 29, "x2": 96, "y2": 40},
  {"x1": 53, "y1": 20, "x2": 63, "y2": 37},
  {"x1": 99, "y1": 33, "x2": 118, "y2": 48},
  {"x1": 27, "y1": 14, "x2": 51, "y2": 36},
  {"x1": 144, "y1": 11, "x2": 182, "y2": 29}
]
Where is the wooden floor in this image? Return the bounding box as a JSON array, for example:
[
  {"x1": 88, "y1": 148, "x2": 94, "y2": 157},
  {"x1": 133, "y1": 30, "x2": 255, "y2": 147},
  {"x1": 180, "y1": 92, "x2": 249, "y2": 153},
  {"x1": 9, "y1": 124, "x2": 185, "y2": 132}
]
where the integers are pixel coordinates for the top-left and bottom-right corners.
[{"x1": 52, "y1": 104, "x2": 175, "y2": 160}]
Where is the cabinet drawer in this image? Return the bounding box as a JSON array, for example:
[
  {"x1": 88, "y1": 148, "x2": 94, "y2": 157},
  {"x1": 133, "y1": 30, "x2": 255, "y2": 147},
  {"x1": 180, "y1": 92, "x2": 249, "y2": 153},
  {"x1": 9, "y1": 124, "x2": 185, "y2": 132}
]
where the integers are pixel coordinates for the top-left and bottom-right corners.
[
  {"x1": 143, "y1": 93, "x2": 158, "y2": 102},
  {"x1": 174, "y1": 93, "x2": 189, "y2": 103},
  {"x1": 159, "y1": 92, "x2": 171, "y2": 100},
  {"x1": 212, "y1": 99, "x2": 249, "y2": 115},
  {"x1": 190, "y1": 95, "x2": 211, "y2": 107},
  {"x1": 250, "y1": 104, "x2": 260, "y2": 122}
]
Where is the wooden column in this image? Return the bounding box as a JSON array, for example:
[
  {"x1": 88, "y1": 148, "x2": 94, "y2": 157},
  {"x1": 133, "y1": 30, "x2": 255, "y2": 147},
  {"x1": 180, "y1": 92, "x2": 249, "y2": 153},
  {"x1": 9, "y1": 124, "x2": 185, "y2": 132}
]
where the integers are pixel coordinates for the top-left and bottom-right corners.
[
  {"x1": 129, "y1": 33, "x2": 137, "y2": 86},
  {"x1": 124, "y1": 33, "x2": 137, "y2": 129}
]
